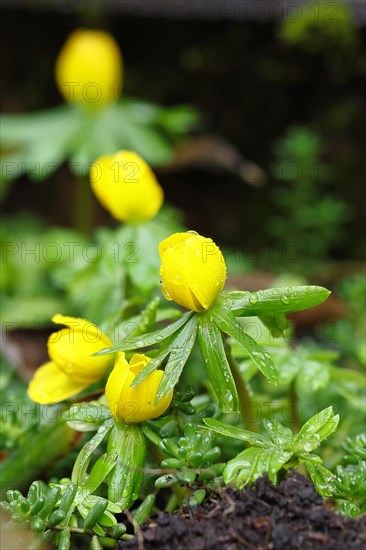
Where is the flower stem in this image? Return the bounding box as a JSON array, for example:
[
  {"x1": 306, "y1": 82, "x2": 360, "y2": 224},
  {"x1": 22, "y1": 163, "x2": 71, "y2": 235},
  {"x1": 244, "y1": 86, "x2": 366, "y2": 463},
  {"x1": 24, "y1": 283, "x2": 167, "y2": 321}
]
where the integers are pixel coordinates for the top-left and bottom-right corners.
[
  {"x1": 225, "y1": 343, "x2": 259, "y2": 432},
  {"x1": 289, "y1": 379, "x2": 300, "y2": 433},
  {"x1": 73, "y1": 176, "x2": 95, "y2": 234}
]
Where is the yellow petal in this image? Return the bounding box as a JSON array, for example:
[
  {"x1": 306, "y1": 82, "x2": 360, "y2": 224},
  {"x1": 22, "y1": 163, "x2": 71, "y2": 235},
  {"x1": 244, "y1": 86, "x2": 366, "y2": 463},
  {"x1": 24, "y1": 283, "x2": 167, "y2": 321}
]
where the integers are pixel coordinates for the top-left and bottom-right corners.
[
  {"x1": 158, "y1": 232, "x2": 193, "y2": 259},
  {"x1": 27, "y1": 362, "x2": 89, "y2": 404},
  {"x1": 159, "y1": 232, "x2": 226, "y2": 311},
  {"x1": 184, "y1": 235, "x2": 226, "y2": 310},
  {"x1": 48, "y1": 314, "x2": 113, "y2": 383},
  {"x1": 129, "y1": 353, "x2": 150, "y2": 374},
  {"x1": 122, "y1": 368, "x2": 173, "y2": 423},
  {"x1": 105, "y1": 352, "x2": 131, "y2": 421},
  {"x1": 160, "y1": 242, "x2": 203, "y2": 311},
  {"x1": 55, "y1": 29, "x2": 122, "y2": 107},
  {"x1": 105, "y1": 353, "x2": 173, "y2": 423},
  {"x1": 90, "y1": 151, "x2": 164, "y2": 223}
]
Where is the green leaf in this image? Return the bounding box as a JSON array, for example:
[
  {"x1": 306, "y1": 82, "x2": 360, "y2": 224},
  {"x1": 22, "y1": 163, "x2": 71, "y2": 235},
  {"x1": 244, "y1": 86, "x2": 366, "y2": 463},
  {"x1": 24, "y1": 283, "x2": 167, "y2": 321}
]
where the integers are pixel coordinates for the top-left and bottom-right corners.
[
  {"x1": 224, "y1": 446, "x2": 292, "y2": 487},
  {"x1": 96, "y1": 312, "x2": 193, "y2": 355},
  {"x1": 295, "y1": 360, "x2": 330, "y2": 393},
  {"x1": 71, "y1": 420, "x2": 114, "y2": 485},
  {"x1": 59, "y1": 484, "x2": 77, "y2": 515},
  {"x1": 130, "y1": 335, "x2": 176, "y2": 386},
  {"x1": 132, "y1": 494, "x2": 156, "y2": 528},
  {"x1": 1, "y1": 106, "x2": 85, "y2": 182},
  {"x1": 157, "y1": 104, "x2": 198, "y2": 134},
  {"x1": 329, "y1": 367, "x2": 366, "y2": 412},
  {"x1": 304, "y1": 461, "x2": 336, "y2": 497},
  {"x1": 80, "y1": 495, "x2": 121, "y2": 515},
  {"x1": 202, "y1": 418, "x2": 268, "y2": 447},
  {"x1": 47, "y1": 509, "x2": 66, "y2": 528},
  {"x1": 342, "y1": 433, "x2": 366, "y2": 463},
  {"x1": 198, "y1": 316, "x2": 239, "y2": 413},
  {"x1": 63, "y1": 403, "x2": 112, "y2": 425},
  {"x1": 82, "y1": 454, "x2": 117, "y2": 495},
  {"x1": 263, "y1": 421, "x2": 294, "y2": 448},
  {"x1": 137, "y1": 297, "x2": 161, "y2": 334},
  {"x1": 292, "y1": 407, "x2": 339, "y2": 454},
  {"x1": 105, "y1": 102, "x2": 173, "y2": 165},
  {"x1": 107, "y1": 423, "x2": 146, "y2": 510},
  {"x1": 221, "y1": 286, "x2": 330, "y2": 316},
  {"x1": 260, "y1": 314, "x2": 288, "y2": 338},
  {"x1": 155, "y1": 316, "x2": 198, "y2": 401},
  {"x1": 83, "y1": 500, "x2": 109, "y2": 530},
  {"x1": 212, "y1": 304, "x2": 277, "y2": 384}
]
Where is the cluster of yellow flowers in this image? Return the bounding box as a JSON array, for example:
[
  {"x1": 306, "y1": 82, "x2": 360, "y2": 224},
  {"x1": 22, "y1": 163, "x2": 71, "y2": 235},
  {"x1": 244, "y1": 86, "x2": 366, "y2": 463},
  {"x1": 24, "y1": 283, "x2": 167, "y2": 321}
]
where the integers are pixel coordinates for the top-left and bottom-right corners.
[
  {"x1": 27, "y1": 29, "x2": 227, "y2": 425},
  {"x1": 28, "y1": 232, "x2": 226, "y2": 422},
  {"x1": 28, "y1": 314, "x2": 173, "y2": 423}
]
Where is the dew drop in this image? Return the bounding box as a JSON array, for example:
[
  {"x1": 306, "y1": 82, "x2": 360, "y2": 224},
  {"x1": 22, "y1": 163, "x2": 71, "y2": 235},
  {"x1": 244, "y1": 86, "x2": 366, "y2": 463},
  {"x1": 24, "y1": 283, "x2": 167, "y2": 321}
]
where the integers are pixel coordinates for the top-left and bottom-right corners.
[{"x1": 249, "y1": 293, "x2": 258, "y2": 305}]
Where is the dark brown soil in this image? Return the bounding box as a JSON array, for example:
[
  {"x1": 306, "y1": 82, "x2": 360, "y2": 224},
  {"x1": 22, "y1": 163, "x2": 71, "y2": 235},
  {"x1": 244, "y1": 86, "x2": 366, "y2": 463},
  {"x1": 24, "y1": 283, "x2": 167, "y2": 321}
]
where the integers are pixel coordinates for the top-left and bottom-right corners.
[{"x1": 120, "y1": 473, "x2": 366, "y2": 550}]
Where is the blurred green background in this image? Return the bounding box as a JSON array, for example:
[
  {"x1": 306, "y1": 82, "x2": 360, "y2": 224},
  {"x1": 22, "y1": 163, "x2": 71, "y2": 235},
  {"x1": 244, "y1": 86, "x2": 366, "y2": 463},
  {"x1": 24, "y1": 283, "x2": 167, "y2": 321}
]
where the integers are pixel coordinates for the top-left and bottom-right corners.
[{"x1": 1, "y1": 1, "x2": 364, "y2": 257}]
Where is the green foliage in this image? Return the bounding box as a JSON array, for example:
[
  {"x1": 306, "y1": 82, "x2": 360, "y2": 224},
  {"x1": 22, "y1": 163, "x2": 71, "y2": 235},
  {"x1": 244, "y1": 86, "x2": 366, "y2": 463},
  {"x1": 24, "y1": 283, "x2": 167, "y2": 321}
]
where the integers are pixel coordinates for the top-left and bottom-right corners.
[
  {"x1": 99, "y1": 285, "x2": 330, "y2": 414},
  {"x1": 2, "y1": 230, "x2": 364, "y2": 548},
  {"x1": 1, "y1": 209, "x2": 182, "y2": 327},
  {"x1": 220, "y1": 285, "x2": 330, "y2": 317},
  {"x1": 0, "y1": 477, "x2": 127, "y2": 548},
  {"x1": 233, "y1": 316, "x2": 366, "y2": 420},
  {"x1": 267, "y1": 126, "x2": 349, "y2": 273},
  {"x1": 0, "y1": 357, "x2": 40, "y2": 451},
  {"x1": 279, "y1": 1, "x2": 358, "y2": 53},
  {"x1": 332, "y1": 434, "x2": 366, "y2": 517},
  {"x1": 107, "y1": 423, "x2": 146, "y2": 510},
  {"x1": 0, "y1": 101, "x2": 198, "y2": 190},
  {"x1": 0, "y1": 215, "x2": 79, "y2": 326},
  {"x1": 334, "y1": 274, "x2": 366, "y2": 366},
  {"x1": 149, "y1": 422, "x2": 224, "y2": 489},
  {"x1": 204, "y1": 406, "x2": 339, "y2": 494}
]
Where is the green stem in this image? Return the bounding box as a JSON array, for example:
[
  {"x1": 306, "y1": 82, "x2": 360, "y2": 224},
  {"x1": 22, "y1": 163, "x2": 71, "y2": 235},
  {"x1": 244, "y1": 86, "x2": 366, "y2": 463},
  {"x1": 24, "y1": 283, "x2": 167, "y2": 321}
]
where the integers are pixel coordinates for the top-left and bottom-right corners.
[
  {"x1": 225, "y1": 344, "x2": 259, "y2": 432},
  {"x1": 288, "y1": 380, "x2": 307, "y2": 477},
  {"x1": 73, "y1": 176, "x2": 95, "y2": 234},
  {"x1": 289, "y1": 379, "x2": 300, "y2": 434},
  {"x1": 44, "y1": 523, "x2": 133, "y2": 541},
  {"x1": 165, "y1": 493, "x2": 178, "y2": 513}
]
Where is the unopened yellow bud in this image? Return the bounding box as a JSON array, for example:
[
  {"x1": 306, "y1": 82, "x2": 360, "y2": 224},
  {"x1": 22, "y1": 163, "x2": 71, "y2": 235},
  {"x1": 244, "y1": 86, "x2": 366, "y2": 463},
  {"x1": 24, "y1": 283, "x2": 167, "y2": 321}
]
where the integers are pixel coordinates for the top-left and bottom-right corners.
[
  {"x1": 159, "y1": 232, "x2": 226, "y2": 312},
  {"x1": 55, "y1": 29, "x2": 122, "y2": 107},
  {"x1": 106, "y1": 353, "x2": 173, "y2": 423},
  {"x1": 90, "y1": 151, "x2": 164, "y2": 223}
]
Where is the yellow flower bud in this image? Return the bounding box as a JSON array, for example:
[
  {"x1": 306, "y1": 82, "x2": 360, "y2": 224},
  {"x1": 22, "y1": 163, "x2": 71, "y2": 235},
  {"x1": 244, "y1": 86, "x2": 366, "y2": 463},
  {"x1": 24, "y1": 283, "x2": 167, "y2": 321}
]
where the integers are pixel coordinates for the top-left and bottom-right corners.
[
  {"x1": 55, "y1": 29, "x2": 122, "y2": 107},
  {"x1": 28, "y1": 314, "x2": 113, "y2": 404},
  {"x1": 106, "y1": 353, "x2": 173, "y2": 423},
  {"x1": 159, "y1": 232, "x2": 227, "y2": 312},
  {"x1": 90, "y1": 151, "x2": 164, "y2": 223}
]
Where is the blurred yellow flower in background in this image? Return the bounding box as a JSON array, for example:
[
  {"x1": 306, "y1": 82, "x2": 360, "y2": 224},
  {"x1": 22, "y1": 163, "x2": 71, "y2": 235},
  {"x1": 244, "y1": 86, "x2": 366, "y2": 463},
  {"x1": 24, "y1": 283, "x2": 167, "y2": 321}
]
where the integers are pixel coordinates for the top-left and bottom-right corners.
[
  {"x1": 90, "y1": 150, "x2": 164, "y2": 223},
  {"x1": 28, "y1": 314, "x2": 113, "y2": 404},
  {"x1": 106, "y1": 353, "x2": 173, "y2": 423},
  {"x1": 55, "y1": 29, "x2": 122, "y2": 107},
  {"x1": 159, "y1": 232, "x2": 226, "y2": 312}
]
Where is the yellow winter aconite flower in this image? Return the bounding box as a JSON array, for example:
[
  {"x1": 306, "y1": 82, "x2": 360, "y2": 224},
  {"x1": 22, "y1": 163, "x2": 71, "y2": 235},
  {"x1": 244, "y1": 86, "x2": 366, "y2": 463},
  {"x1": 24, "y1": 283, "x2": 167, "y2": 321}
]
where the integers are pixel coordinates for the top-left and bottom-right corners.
[
  {"x1": 55, "y1": 29, "x2": 122, "y2": 107},
  {"x1": 90, "y1": 151, "x2": 164, "y2": 223},
  {"x1": 159, "y1": 232, "x2": 227, "y2": 312},
  {"x1": 28, "y1": 314, "x2": 113, "y2": 404},
  {"x1": 106, "y1": 353, "x2": 173, "y2": 423}
]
